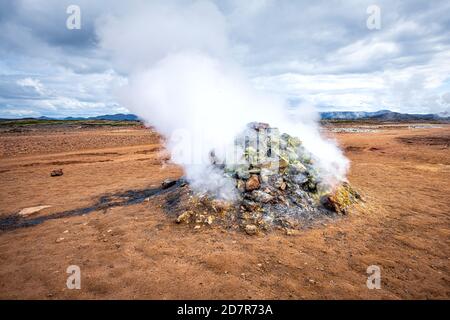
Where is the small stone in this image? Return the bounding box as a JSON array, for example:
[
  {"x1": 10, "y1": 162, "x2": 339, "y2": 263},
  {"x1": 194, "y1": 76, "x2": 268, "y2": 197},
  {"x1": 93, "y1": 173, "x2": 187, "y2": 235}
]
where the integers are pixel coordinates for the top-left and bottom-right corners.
[
  {"x1": 50, "y1": 169, "x2": 63, "y2": 177},
  {"x1": 245, "y1": 175, "x2": 260, "y2": 191},
  {"x1": 63, "y1": 230, "x2": 69, "y2": 234},
  {"x1": 245, "y1": 224, "x2": 257, "y2": 235},
  {"x1": 114, "y1": 243, "x2": 121, "y2": 249},
  {"x1": 55, "y1": 237, "x2": 64, "y2": 243},
  {"x1": 194, "y1": 225, "x2": 201, "y2": 229},
  {"x1": 257, "y1": 263, "x2": 262, "y2": 267},
  {"x1": 107, "y1": 229, "x2": 113, "y2": 233},
  {"x1": 206, "y1": 216, "x2": 214, "y2": 225}
]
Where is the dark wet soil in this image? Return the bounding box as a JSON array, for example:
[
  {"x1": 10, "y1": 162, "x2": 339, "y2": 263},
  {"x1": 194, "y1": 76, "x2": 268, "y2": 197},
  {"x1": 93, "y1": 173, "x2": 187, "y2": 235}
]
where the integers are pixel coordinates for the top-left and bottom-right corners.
[{"x1": 0, "y1": 180, "x2": 184, "y2": 232}]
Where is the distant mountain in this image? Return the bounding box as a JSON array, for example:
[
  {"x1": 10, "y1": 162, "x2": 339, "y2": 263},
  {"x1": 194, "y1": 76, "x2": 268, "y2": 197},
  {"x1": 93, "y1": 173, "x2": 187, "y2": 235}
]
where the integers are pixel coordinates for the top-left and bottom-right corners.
[
  {"x1": 86, "y1": 113, "x2": 140, "y2": 121},
  {"x1": 3, "y1": 111, "x2": 449, "y2": 122},
  {"x1": 320, "y1": 110, "x2": 449, "y2": 121},
  {"x1": 62, "y1": 113, "x2": 139, "y2": 121},
  {"x1": 0, "y1": 113, "x2": 140, "y2": 121},
  {"x1": 37, "y1": 116, "x2": 54, "y2": 120}
]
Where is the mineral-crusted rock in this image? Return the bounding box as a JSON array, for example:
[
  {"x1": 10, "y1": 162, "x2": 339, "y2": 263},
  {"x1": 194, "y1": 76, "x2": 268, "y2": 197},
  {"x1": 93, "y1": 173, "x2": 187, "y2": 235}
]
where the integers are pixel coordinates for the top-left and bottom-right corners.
[
  {"x1": 176, "y1": 211, "x2": 192, "y2": 224},
  {"x1": 322, "y1": 182, "x2": 360, "y2": 214}
]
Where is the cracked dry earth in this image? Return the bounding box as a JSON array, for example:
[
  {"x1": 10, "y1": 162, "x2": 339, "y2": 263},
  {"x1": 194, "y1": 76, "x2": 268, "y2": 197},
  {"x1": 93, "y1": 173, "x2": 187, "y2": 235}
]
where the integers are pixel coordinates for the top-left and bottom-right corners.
[{"x1": 0, "y1": 123, "x2": 449, "y2": 299}]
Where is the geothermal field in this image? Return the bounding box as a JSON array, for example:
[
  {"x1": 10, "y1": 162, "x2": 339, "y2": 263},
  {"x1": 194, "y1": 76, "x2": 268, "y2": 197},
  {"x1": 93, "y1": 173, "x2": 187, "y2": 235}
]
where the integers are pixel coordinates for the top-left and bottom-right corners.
[{"x1": 0, "y1": 119, "x2": 448, "y2": 299}]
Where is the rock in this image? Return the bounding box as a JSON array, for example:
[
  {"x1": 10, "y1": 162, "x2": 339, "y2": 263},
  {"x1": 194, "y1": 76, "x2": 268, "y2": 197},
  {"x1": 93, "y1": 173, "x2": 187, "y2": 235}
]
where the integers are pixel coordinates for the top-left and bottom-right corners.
[
  {"x1": 236, "y1": 179, "x2": 246, "y2": 192},
  {"x1": 55, "y1": 237, "x2": 64, "y2": 243},
  {"x1": 245, "y1": 224, "x2": 257, "y2": 235},
  {"x1": 194, "y1": 225, "x2": 201, "y2": 229},
  {"x1": 251, "y1": 190, "x2": 274, "y2": 203},
  {"x1": 279, "y1": 157, "x2": 289, "y2": 169},
  {"x1": 211, "y1": 199, "x2": 232, "y2": 212},
  {"x1": 235, "y1": 165, "x2": 250, "y2": 179},
  {"x1": 206, "y1": 216, "x2": 214, "y2": 225},
  {"x1": 18, "y1": 205, "x2": 51, "y2": 217},
  {"x1": 285, "y1": 228, "x2": 301, "y2": 236},
  {"x1": 291, "y1": 174, "x2": 308, "y2": 185},
  {"x1": 176, "y1": 211, "x2": 192, "y2": 224},
  {"x1": 248, "y1": 168, "x2": 261, "y2": 174},
  {"x1": 288, "y1": 162, "x2": 307, "y2": 175},
  {"x1": 248, "y1": 122, "x2": 270, "y2": 130},
  {"x1": 245, "y1": 175, "x2": 260, "y2": 191},
  {"x1": 321, "y1": 182, "x2": 359, "y2": 214},
  {"x1": 242, "y1": 199, "x2": 260, "y2": 211},
  {"x1": 50, "y1": 169, "x2": 63, "y2": 177},
  {"x1": 161, "y1": 179, "x2": 177, "y2": 189}
]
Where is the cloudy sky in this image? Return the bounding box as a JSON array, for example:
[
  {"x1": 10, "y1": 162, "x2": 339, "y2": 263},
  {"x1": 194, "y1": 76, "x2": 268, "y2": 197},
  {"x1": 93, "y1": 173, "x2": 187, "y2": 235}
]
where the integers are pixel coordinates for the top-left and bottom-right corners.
[{"x1": 1, "y1": 0, "x2": 450, "y2": 118}]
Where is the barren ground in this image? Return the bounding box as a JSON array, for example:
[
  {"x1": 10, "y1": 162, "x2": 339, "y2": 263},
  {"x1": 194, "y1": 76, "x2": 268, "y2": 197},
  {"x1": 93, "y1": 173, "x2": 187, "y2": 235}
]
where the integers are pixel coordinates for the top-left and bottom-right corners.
[{"x1": 0, "y1": 122, "x2": 449, "y2": 299}]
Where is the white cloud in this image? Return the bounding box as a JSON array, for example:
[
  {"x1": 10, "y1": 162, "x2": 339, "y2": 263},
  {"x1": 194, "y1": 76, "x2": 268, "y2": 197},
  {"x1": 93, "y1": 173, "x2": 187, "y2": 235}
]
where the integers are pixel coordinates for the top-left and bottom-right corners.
[{"x1": 16, "y1": 77, "x2": 45, "y2": 95}]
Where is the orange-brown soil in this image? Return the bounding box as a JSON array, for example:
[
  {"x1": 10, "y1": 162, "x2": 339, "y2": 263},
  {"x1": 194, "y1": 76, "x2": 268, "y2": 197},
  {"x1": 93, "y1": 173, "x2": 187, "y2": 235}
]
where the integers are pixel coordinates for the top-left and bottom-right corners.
[{"x1": 0, "y1": 123, "x2": 449, "y2": 299}]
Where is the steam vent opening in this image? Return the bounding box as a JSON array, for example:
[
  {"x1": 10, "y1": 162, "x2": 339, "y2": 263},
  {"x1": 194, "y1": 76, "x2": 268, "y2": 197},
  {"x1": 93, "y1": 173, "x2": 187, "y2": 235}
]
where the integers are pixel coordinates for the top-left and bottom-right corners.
[{"x1": 163, "y1": 122, "x2": 361, "y2": 235}]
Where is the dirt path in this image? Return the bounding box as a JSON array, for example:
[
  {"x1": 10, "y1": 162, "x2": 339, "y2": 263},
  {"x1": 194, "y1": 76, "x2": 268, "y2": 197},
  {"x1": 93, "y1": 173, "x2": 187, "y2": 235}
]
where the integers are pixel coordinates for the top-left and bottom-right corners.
[{"x1": 0, "y1": 124, "x2": 449, "y2": 299}]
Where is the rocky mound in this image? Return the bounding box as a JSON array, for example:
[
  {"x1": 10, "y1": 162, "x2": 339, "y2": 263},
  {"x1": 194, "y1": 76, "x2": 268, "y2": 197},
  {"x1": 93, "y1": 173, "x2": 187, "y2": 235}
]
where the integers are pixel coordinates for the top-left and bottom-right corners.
[{"x1": 164, "y1": 122, "x2": 360, "y2": 234}]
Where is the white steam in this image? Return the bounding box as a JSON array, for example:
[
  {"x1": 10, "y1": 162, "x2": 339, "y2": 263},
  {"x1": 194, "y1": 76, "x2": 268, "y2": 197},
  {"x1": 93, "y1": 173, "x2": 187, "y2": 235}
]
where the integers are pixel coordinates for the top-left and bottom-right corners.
[{"x1": 97, "y1": 1, "x2": 349, "y2": 198}]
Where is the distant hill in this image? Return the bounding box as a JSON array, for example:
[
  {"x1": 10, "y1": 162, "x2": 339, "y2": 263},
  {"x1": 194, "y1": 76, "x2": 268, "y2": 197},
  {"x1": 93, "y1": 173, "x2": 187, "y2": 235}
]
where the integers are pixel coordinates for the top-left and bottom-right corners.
[{"x1": 320, "y1": 110, "x2": 449, "y2": 121}]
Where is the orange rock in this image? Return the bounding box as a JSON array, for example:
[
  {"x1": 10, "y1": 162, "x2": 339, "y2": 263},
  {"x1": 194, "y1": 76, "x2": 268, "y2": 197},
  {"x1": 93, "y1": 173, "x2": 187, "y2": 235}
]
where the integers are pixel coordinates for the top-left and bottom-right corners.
[{"x1": 245, "y1": 175, "x2": 260, "y2": 191}]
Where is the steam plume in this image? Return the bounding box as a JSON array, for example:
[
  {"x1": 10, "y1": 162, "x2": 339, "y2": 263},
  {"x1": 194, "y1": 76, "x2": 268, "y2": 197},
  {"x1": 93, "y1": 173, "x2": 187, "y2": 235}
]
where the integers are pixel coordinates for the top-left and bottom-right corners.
[{"x1": 97, "y1": 1, "x2": 349, "y2": 199}]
